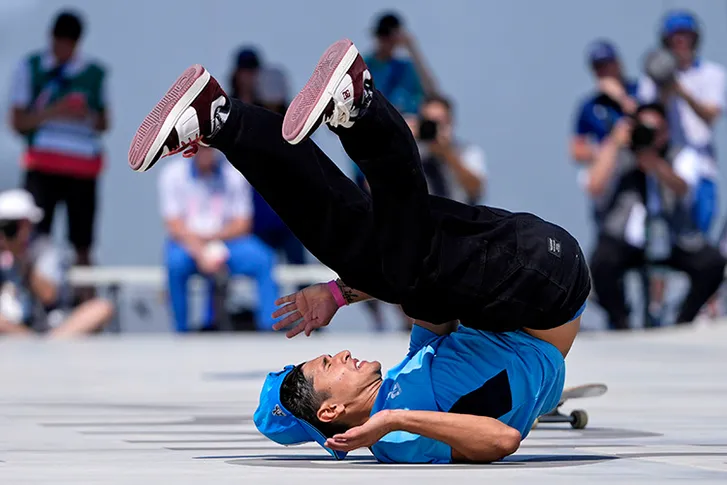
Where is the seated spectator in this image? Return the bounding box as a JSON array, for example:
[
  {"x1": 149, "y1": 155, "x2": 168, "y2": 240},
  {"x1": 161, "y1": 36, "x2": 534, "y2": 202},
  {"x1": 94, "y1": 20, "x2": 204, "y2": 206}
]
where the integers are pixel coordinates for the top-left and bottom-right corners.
[
  {"x1": 571, "y1": 40, "x2": 638, "y2": 165},
  {"x1": 0, "y1": 189, "x2": 112, "y2": 336},
  {"x1": 364, "y1": 11, "x2": 437, "y2": 116},
  {"x1": 158, "y1": 146, "x2": 278, "y2": 332},
  {"x1": 585, "y1": 104, "x2": 724, "y2": 329},
  {"x1": 8, "y1": 10, "x2": 110, "y2": 278}
]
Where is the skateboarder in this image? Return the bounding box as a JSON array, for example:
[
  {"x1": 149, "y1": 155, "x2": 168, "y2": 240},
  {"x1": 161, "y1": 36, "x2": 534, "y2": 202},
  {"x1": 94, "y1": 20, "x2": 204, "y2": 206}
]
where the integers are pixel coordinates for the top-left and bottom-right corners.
[{"x1": 128, "y1": 39, "x2": 590, "y2": 463}]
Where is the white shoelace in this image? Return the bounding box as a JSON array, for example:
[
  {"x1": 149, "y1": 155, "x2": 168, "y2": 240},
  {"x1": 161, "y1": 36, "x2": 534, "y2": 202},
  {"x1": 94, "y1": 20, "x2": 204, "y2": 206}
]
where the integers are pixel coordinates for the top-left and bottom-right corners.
[{"x1": 324, "y1": 99, "x2": 351, "y2": 128}]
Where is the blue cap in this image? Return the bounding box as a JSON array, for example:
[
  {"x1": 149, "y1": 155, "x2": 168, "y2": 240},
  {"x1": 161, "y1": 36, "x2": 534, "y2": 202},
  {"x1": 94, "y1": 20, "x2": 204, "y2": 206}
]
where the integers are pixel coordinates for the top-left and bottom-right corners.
[
  {"x1": 587, "y1": 40, "x2": 618, "y2": 65},
  {"x1": 662, "y1": 10, "x2": 698, "y2": 37},
  {"x1": 253, "y1": 365, "x2": 348, "y2": 460}
]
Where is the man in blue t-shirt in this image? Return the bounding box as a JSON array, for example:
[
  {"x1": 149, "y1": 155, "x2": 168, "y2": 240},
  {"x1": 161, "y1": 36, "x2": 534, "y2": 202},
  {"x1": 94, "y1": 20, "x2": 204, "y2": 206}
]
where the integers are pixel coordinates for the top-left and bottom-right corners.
[
  {"x1": 363, "y1": 12, "x2": 436, "y2": 116},
  {"x1": 254, "y1": 282, "x2": 583, "y2": 464},
  {"x1": 571, "y1": 40, "x2": 639, "y2": 164}
]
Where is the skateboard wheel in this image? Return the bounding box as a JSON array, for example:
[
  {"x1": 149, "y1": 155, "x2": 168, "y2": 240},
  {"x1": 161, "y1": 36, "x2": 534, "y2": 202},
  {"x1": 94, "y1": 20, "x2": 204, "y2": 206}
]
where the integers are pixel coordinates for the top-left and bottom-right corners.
[{"x1": 570, "y1": 409, "x2": 588, "y2": 429}]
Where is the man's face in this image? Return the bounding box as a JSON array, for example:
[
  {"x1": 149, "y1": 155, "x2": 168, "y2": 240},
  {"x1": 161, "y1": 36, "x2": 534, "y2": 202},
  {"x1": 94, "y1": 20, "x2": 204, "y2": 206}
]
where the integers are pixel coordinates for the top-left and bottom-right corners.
[
  {"x1": 52, "y1": 37, "x2": 77, "y2": 63},
  {"x1": 234, "y1": 68, "x2": 259, "y2": 92},
  {"x1": 420, "y1": 100, "x2": 453, "y2": 140},
  {"x1": 302, "y1": 350, "x2": 382, "y2": 414},
  {"x1": 0, "y1": 220, "x2": 32, "y2": 255},
  {"x1": 666, "y1": 31, "x2": 696, "y2": 63},
  {"x1": 376, "y1": 29, "x2": 400, "y2": 54},
  {"x1": 638, "y1": 110, "x2": 669, "y2": 150},
  {"x1": 592, "y1": 59, "x2": 621, "y2": 79}
]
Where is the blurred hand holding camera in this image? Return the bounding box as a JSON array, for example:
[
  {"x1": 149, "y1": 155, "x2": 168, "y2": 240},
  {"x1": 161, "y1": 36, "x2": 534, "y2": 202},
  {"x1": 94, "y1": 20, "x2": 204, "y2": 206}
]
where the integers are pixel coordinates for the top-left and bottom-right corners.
[{"x1": 611, "y1": 118, "x2": 633, "y2": 147}]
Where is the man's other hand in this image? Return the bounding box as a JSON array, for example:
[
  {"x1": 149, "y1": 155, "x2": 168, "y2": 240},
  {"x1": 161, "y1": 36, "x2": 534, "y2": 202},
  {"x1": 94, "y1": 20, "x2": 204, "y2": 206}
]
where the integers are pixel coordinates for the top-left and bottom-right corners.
[
  {"x1": 325, "y1": 410, "x2": 395, "y2": 452},
  {"x1": 272, "y1": 283, "x2": 339, "y2": 338}
]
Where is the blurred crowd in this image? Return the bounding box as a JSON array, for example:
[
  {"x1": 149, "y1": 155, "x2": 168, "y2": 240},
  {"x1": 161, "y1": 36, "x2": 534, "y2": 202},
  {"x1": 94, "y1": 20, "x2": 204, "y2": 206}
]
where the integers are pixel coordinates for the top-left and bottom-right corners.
[
  {"x1": 0, "y1": 7, "x2": 725, "y2": 335},
  {"x1": 571, "y1": 10, "x2": 727, "y2": 329}
]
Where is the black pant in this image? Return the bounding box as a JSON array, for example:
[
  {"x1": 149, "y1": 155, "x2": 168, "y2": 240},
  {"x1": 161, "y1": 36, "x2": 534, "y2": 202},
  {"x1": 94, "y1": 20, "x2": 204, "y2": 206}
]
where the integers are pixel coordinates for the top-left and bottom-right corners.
[
  {"x1": 210, "y1": 92, "x2": 591, "y2": 331},
  {"x1": 590, "y1": 234, "x2": 725, "y2": 329},
  {"x1": 24, "y1": 170, "x2": 97, "y2": 252}
]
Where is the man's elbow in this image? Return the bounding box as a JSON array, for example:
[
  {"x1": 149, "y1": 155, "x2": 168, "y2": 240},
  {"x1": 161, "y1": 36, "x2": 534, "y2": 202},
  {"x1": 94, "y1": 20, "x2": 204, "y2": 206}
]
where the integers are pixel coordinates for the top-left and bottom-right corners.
[
  {"x1": 459, "y1": 428, "x2": 521, "y2": 463},
  {"x1": 490, "y1": 427, "x2": 521, "y2": 460}
]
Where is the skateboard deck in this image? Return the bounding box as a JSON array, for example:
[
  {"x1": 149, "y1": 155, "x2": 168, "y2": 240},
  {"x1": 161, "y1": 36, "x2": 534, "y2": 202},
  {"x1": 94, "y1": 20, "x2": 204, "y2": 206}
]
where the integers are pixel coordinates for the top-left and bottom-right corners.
[{"x1": 532, "y1": 383, "x2": 607, "y2": 430}]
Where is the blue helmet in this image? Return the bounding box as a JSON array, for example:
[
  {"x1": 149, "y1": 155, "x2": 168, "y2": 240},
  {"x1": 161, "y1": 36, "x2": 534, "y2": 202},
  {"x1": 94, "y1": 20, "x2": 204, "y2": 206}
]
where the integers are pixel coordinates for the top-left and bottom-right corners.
[{"x1": 661, "y1": 10, "x2": 700, "y2": 47}]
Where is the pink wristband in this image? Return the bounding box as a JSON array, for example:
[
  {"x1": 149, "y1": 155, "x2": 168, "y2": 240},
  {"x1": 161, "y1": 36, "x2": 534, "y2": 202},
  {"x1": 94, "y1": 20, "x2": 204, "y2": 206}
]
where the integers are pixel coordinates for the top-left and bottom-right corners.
[{"x1": 327, "y1": 280, "x2": 347, "y2": 308}]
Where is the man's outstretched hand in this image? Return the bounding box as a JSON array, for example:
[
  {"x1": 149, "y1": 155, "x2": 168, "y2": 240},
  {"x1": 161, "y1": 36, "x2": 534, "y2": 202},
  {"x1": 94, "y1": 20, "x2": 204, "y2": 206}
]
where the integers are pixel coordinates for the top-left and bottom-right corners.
[{"x1": 272, "y1": 283, "x2": 339, "y2": 338}]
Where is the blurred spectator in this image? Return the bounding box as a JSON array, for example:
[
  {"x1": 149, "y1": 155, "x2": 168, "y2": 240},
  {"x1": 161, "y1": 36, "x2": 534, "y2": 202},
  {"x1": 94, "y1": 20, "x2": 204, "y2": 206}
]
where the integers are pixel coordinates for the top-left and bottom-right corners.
[
  {"x1": 585, "y1": 104, "x2": 724, "y2": 329},
  {"x1": 364, "y1": 11, "x2": 437, "y2": 115},
  {"x1": 8, "y1": 10, "x2": 109, "y2": 273},
  {"x1": 571, "y1": 40, "x2": 638, "y2": 164},
  {"x1": 257, "y1": 67, "x2": 290, "y2": 116},
  {"x1": 227, "y1": 51, "x2": 305, "y2": 264},
  {"x1": 570, "y1": 41, "x2": 659, "y2": 325},
  {"x1": 158, "y1": 147, "x2": 278, "y2": 332},
  {"x1": 229, "y1": 47, "x2": 262, "y2": 105},
  {"x1": 414, "y1": 94, "x2": 487, "y2": 204},
  {"x1": 355, "y1": 94, "x2": 486, "y2": 331},
  {"x1": 638, "y1": 10, "x2": 724, "y2": 235},
  {"x1": 0, "y1": 189, "x2": 112, "y2": 336}
]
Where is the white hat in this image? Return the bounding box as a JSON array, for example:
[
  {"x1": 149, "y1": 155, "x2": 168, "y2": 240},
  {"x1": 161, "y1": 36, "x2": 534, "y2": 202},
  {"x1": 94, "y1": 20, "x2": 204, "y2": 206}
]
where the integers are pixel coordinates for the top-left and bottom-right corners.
[{"x1": 0, "y1": 189, "x2": 44, "y2": 223}]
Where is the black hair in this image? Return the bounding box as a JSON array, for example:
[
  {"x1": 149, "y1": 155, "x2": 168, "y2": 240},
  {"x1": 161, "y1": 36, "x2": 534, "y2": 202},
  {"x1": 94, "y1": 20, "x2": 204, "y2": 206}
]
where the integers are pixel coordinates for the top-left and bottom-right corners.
[
  {"x1": 374, "y1": 12, "x2": 402, "y2": 37},
  {"x1": 636, "y1": 102, "x2": 667, "y2": 120},
  {"x1": 279, "y1": 363, "x2": 348, "y2": 439},
  {"x1": 422, "y1": 93, "x2": 454, "y2": 116},
  {"x1": 52, "y1": 11, "x2": 83, "y2": 41}
]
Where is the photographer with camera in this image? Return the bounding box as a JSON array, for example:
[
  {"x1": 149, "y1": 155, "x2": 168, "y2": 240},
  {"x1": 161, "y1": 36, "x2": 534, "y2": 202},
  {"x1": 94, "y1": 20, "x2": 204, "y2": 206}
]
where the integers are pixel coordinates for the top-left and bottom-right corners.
[
  {"x1": 414, "y1": 95, "x2": 487, "y2": 205},
  {"x1": 639, "y1": 10, "x2": 724, "y2": 235},
  {"x1": 571, "y1": 40, "x2": 639, "y2": 165},
  {"x1": 584, "y1": 104, "x2": 725, "y2": 330},
  {"x1": 0, "y1": 189, "x2": 113, "y2": 337}
]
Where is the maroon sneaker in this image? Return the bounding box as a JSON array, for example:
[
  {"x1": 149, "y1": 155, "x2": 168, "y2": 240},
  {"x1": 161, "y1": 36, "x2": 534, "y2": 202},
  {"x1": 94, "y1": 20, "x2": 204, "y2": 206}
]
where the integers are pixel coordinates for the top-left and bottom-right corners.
[
  {"x1": 128, "y1": 65, "x2": 230, "y2": 172},
  {"x1": 282, "y1": 38, "x2": 373, "y2": 145}
]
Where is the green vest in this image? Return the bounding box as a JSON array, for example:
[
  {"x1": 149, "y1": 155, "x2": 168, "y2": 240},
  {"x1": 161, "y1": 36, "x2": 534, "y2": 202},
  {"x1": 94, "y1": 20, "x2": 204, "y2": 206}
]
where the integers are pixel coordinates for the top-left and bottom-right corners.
[{"x1": 25, "y1": 52, "x2": 106, "y2": 146}]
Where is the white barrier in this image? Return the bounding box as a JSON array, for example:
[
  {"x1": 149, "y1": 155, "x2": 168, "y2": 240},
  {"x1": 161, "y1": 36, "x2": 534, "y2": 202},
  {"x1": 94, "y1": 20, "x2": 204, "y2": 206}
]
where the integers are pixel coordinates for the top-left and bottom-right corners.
[
  {"x1": 68, "y1": 264, "x2": 337, "y2": 288},
  {"x1": 67, "y1": 264, "x2": 338, "y2": 332}
]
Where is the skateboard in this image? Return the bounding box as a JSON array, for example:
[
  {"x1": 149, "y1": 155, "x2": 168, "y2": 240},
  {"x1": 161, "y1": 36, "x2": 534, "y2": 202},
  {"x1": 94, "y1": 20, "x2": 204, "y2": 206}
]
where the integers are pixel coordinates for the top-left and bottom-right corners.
[{"x1": 531, "y1": 383, "x2": 607, "y2": 430}]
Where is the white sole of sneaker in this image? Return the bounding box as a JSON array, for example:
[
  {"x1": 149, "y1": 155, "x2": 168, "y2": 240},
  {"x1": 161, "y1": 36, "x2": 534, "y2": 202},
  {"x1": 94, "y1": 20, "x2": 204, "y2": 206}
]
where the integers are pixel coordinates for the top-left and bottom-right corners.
[
  {"x1": 285, "y1": 41, "x2": 359, "y2": 145},
  {"x1": 129, "y1": 66, "x2": 210, "y2": 172}
]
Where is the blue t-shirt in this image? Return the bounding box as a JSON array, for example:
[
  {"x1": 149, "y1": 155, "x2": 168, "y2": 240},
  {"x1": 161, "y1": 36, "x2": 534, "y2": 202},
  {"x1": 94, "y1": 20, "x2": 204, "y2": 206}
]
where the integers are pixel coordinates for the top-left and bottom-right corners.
[
  {"x1": 363, "y1": 54, "x2": 423, "y2": 115},
  {"x1": 369, "y1": 326, "x2": 566, "y2": 464},
  {"x1": 574, "y1": 80, "x2": 638, "y2": 143}
]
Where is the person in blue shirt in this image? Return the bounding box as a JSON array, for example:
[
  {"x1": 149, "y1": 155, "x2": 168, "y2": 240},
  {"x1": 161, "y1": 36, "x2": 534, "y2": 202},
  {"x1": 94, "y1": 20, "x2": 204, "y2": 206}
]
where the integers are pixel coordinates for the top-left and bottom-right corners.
[
  {"x1": 571, "y1": 40, "x2": 639, "y2": 164},
  {"x1": 254, "y1": 281, "x2": 582, "y2": 463},
  {"x1": 127, "y1": 38, "x2": 590, "y2": 463},
  {"x1": 363, "y1": 12, "x2": 437, "y2": 116}
]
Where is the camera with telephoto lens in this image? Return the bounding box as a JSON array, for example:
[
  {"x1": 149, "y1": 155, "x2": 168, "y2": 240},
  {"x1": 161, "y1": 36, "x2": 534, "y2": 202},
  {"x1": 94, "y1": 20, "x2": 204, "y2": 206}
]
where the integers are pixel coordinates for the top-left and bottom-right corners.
[
  {"x1": 418, "y1": 118, "x2": 438, "y2": 142},
  {"x1": 644, "y1": 48, "x2": 677, "y2": 87},
  {"x1": 630, "y1": 121, "x2": 658, "y2": 152},
  {"x1": 0, "y1": 220, "x2": 19, "y2": 240}
]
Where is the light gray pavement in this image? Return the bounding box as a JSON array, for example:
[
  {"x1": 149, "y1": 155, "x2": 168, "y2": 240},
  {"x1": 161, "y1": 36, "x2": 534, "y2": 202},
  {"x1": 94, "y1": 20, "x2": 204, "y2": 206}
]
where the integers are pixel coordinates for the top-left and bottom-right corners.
[{"x1": 0, "y1": 323, "x2": 726, "y2": 484}]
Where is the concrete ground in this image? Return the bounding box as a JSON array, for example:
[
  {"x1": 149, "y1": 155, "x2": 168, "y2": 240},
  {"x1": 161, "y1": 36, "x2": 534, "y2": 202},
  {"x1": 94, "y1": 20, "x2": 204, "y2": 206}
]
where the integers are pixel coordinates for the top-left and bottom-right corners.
[{"x1": 1, "y1": 323, "x2": 726, "y2": 484}]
